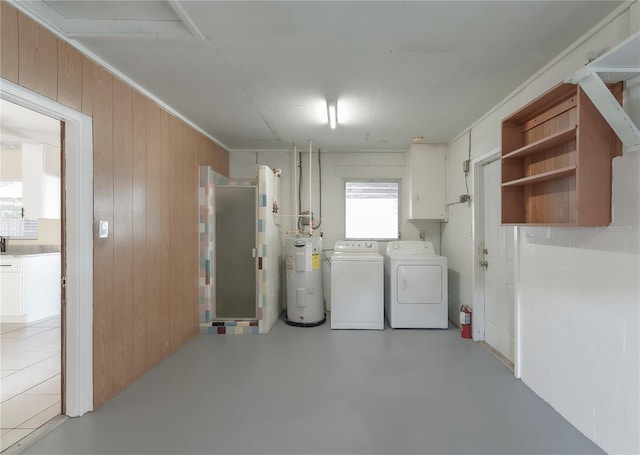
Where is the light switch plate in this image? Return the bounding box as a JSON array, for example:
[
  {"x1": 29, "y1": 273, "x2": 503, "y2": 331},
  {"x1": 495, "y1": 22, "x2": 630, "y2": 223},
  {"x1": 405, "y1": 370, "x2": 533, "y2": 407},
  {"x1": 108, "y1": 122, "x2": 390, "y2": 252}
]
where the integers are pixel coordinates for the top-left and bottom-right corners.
[{"x1": 99, "y1": 221, "x2": 109, "y2": 239}]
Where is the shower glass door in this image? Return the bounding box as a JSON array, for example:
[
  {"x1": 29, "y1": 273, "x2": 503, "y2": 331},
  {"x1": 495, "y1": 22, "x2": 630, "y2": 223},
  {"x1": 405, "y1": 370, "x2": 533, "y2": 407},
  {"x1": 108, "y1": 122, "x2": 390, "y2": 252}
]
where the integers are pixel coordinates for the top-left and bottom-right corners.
[{"x1": 215, "y1": 186, "x2": 257, "y2": 319}]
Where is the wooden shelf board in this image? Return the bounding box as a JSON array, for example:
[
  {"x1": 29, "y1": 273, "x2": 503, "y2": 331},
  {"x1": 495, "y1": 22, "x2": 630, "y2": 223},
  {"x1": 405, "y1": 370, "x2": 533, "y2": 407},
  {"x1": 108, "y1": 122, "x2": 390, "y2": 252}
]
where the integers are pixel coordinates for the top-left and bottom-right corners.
[
  {"x1": 502, "y1": 165, "x2": 576, "y2": 187},
  {"x1": 502, "y1": 126, "x2": 576, "y2": 159}
]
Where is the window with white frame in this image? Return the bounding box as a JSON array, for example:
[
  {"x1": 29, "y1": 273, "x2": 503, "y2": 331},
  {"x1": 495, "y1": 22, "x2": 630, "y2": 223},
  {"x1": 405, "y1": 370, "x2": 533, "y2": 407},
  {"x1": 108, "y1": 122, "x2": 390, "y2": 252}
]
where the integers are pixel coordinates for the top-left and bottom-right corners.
[{"x1": 345, "y1": 181, "x2": 399, "y2": 239}]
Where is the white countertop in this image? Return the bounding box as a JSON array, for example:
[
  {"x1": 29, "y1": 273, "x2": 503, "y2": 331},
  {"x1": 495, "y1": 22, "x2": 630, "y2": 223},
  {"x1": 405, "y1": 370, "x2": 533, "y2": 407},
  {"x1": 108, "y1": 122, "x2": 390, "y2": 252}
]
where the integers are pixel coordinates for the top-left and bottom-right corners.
[{"x1": 0, "y1": 252, "x2": 61, "y2": 257}]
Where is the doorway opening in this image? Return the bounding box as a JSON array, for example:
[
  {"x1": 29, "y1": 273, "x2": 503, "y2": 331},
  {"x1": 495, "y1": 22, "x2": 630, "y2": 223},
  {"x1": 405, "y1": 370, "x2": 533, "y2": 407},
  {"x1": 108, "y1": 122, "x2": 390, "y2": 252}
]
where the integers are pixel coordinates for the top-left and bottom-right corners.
[
  {"x1": 0, "y1": 80, "x2": 94, "y2": 431},
  {"x1": 0, "y1": 98, "x2": 64, "y2": 451}
]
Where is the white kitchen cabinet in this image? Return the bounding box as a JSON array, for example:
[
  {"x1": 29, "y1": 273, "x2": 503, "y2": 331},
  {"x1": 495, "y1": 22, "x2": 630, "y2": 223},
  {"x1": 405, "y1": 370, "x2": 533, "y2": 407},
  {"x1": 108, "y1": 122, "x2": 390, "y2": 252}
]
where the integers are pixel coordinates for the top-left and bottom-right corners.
[
  {"x1": 0, "y1": 257, "x2": 23, "y2": 316},
  {"x1": 0, "y1": 253, "x2": 61, "y2": 322},
  {"x1": 21, "y1": 143, "x2": 61, "y2": 219},
  {"x1": 405, "y1": 144, "x2": 446, "y2": 220}
]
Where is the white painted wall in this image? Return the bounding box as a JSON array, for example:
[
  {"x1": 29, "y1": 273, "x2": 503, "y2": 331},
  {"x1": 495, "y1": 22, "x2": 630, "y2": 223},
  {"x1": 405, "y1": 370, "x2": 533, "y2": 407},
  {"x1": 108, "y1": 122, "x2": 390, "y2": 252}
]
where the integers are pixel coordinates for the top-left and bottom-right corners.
[
  {"x1": 230, "y1": 150, "x2": 442, "y2": 310},
  {"x1": 442, "y1": 133, "x2": 473, "y2": 321},
  {"x1": 442, "y1": 4, "x2": 639, "y2": 454},
  {"x1": 231, "y1": 150, "x2": 441, "y2": 247}
]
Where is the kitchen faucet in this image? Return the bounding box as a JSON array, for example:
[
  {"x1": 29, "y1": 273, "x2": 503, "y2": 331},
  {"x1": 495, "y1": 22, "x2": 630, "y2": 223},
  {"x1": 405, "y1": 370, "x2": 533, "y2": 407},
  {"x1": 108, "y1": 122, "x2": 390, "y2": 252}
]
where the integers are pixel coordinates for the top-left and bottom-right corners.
[{"x1": 0, "y1": 236, "x2": 6, "y2": 253}]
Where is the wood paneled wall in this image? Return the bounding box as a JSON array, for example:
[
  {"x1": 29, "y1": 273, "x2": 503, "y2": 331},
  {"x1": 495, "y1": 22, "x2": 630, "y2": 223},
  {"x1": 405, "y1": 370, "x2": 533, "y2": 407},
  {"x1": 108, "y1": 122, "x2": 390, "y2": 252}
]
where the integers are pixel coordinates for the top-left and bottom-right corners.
[{"x1": 0, "y1": 1, "x2": 230, "y2": 408}]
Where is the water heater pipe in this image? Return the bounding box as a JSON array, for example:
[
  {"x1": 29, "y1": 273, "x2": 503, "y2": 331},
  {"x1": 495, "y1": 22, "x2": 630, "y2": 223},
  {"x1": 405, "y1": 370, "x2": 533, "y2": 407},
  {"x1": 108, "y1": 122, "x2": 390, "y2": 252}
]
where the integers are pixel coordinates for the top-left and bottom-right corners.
[
  {"x1": 308, "y1": 139, "x2": 313, "y2": 235},
  {"x1": 293, "y1": 144, "x2": 298, "y2": 233}
]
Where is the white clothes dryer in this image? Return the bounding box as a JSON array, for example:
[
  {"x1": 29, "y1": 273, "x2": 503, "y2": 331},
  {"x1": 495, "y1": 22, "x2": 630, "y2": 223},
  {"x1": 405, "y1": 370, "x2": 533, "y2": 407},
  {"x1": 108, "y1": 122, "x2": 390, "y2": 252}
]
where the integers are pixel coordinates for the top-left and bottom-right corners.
[
  {"x1": 331, "y1": 241, "x2": 384, "y2": 330},
  {"x1": 384, "y1": 241, "x2": 448, "y2": 329}
]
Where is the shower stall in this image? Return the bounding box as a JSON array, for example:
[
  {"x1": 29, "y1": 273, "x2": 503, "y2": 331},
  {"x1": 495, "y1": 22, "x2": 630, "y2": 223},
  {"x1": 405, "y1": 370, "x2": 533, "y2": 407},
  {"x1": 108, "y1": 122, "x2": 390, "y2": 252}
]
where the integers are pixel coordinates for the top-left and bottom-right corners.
[{"x1": 198, "y1": 165, "x2": 282, "y2": 334}]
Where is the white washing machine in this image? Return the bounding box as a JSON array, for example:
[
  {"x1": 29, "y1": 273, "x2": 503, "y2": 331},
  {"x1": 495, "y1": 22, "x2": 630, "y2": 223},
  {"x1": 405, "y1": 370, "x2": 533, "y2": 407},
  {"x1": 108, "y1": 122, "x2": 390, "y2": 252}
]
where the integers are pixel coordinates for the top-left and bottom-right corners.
[
  {"x1": 384, "y1": 241, "x2": 448, "y2": 329},
  {"x1": 331, "y1": 241, "x2": 384, "y2": 330}
]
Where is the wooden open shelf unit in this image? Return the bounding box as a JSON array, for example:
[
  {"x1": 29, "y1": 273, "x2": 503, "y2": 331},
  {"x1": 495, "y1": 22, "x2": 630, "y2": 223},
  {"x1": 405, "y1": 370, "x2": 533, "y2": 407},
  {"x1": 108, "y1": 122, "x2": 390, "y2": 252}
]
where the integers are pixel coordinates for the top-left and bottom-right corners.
[{"x1": 501, "y1": 82, "x2": 622, "y2": 226}]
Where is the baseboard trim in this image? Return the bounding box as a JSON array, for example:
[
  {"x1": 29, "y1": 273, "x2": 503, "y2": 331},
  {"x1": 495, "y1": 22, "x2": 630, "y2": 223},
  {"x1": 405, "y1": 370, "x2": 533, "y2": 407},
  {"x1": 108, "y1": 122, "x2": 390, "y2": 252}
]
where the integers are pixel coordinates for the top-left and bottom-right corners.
[{"x1": 479, "y1": 341, "x2": 515, "y2": 372}]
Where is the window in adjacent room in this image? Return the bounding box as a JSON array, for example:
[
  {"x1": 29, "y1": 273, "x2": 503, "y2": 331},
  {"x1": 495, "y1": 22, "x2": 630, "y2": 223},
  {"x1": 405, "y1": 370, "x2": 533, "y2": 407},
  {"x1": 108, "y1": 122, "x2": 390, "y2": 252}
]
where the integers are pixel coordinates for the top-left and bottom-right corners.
[{"x1": 345, "y1": 181, "x2": 399, "y2": 239}]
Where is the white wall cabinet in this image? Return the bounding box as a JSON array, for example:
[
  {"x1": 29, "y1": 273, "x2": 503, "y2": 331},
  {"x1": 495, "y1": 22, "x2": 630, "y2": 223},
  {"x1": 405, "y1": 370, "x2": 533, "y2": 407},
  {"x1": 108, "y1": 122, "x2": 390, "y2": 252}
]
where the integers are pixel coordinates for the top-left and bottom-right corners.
[
  {"x1": 0, "y1": 253, "x2": 61, "y2": 322},
  {"x1": 21, "y1": 143, "x2": 61, "y2": 219},
  {"x1": 405, "y1": 144, "x2": 446, "y2": 220}
]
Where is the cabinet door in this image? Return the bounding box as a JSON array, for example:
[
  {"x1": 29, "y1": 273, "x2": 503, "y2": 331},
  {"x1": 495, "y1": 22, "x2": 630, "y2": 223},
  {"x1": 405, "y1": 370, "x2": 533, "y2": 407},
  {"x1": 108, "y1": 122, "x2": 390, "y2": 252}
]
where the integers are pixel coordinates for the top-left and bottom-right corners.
[
  {"x1": 406, "y1": 145, "x2": 446, "y2": 219},
  {"x1": 22, "y1": 254, "x2": 61, "y2": 318},
  {"x1": 1, "y1": 270, "x2": 23, "y2": 316},
  {"x1": 19, "y1": 143, "x2": 61, "y2": 220}
]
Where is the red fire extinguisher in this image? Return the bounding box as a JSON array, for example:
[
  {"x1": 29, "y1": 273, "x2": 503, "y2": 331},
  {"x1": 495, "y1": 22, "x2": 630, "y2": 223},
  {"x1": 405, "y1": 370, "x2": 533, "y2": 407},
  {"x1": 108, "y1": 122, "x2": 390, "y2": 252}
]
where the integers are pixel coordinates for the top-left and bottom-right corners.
[{"x1": 460, "y1": 305, "x2": 472, "y2": 339}]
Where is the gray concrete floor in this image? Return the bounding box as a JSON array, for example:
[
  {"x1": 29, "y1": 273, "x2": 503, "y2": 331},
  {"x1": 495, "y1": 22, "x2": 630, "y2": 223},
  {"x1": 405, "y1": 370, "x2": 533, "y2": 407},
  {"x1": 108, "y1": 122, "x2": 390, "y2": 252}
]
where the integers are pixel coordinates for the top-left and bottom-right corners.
[{"x1": 19, "y1": 318, "x2": 603, "y2": 455}]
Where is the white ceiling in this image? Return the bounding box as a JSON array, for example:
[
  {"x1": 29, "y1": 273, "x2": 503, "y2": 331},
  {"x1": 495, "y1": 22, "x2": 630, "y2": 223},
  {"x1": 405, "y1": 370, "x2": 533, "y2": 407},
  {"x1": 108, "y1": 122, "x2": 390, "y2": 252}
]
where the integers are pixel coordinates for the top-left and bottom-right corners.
[
  {"x1": 0, "y1": 99, "x2": 61, "y2": 149},
  {"x1": 15, "y1": 1, "x2": 624, "y2": 152}
]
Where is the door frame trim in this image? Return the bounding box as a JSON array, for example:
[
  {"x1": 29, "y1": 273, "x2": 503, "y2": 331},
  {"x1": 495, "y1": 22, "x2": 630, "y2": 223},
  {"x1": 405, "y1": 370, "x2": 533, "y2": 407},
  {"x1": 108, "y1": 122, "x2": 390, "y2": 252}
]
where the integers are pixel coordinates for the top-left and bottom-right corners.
[
  {"x1": 1, "y1": 79, "x2": 93, "y2": 415},
  {"x1": 470, "y1": 147, "x2": 521, "y2": 378}
]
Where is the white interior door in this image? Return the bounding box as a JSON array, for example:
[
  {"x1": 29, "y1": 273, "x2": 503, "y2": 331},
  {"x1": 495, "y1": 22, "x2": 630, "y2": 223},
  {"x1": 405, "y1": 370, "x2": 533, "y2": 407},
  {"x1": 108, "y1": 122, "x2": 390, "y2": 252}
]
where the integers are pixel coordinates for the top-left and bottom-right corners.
[{"x1": 482, "y1": 159, "x2": 515, "y2": 363}]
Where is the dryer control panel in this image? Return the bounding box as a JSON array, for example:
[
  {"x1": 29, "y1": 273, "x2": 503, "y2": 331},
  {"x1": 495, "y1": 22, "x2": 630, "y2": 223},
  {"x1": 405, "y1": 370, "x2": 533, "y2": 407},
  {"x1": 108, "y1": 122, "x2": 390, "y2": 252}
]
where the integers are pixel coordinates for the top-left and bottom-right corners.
[{"x1": 386, "y1": 241, "x2": 436, "y2": 255}]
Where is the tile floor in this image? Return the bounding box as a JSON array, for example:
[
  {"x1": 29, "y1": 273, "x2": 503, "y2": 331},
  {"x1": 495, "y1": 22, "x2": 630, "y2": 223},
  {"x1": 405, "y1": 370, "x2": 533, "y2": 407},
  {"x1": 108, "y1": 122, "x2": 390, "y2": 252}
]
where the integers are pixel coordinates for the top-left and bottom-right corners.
[{"x1": 0, "y1": 316, "x2": 61, "y2": 453}]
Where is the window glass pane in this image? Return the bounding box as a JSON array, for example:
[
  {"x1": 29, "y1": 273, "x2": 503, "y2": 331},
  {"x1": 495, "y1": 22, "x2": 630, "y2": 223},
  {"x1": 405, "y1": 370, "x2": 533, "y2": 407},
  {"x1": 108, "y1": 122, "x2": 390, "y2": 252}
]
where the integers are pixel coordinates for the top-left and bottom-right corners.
[
  {"x1": 345, "y1": 181, "x2": 398, "y2": 239},
  {"x1": 0, "y1": 182, "x2": 37, "y2": 238}
]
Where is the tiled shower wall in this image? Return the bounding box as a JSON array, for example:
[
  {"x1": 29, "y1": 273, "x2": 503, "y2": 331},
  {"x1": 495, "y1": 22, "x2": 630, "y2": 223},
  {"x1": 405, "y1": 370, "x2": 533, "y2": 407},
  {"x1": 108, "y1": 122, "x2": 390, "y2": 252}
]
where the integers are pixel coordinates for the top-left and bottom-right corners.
[
  {"x1": 198, "y1": 166, "x2": 215, "y2": 328},
  {"x1": 257, "y1": 165, "x2": 282, "y2": 334}
]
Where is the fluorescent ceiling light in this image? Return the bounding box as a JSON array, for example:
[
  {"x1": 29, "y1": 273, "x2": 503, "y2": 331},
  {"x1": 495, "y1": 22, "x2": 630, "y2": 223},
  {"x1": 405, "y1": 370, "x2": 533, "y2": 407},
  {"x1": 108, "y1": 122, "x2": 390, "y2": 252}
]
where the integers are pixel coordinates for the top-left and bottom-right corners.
[{"x1": 327, "y1": 101, "x2": 337, "y2": 129}]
